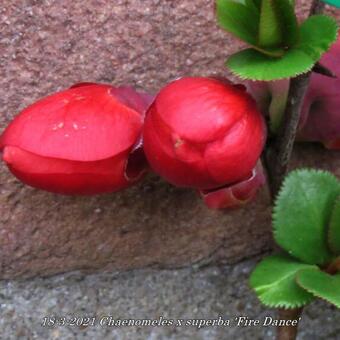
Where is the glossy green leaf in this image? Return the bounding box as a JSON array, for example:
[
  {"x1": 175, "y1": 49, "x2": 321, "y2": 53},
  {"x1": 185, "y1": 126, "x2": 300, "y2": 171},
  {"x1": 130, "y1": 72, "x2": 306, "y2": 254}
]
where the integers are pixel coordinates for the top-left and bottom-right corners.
[
  {"x1": 329, "y1": 197, "x2": 340, "y2": 255},
  {"x1": 250, "y1": 254, "x2": 316, "y2": 308},
  {"x1": 246, "y1": 0, "x2": 261, "y2": 12},
  {"x1": 227, "y1": 47, "x2": 315, "y2": 80},
  {"x1": 297, "y1": 268, "x2": 340, "y2": 308},
  {"x1": 258, "y1": 0, "x2": 298, "y2": 49},
  {"x1": 226, "y1": 15, "x2": 337, "y2": 80},
  {"x1": 249, "y1": 0, "x2": 262, "y2": 9},
  {"x1": 216, "y1": 0, "x2": 259, "y2": 46},
  {"x1": 274, "y1": 0, "x2": 299, "y2": 47},
  {"x1": 298, "y1": 15, "x2": 338, "y2": 62},
  {"x1": 258, "y1": 0, "x2": 283, "y2": 48},
  {"x1": 273, "y1": 169, "x2": 340, "y2": 265}
]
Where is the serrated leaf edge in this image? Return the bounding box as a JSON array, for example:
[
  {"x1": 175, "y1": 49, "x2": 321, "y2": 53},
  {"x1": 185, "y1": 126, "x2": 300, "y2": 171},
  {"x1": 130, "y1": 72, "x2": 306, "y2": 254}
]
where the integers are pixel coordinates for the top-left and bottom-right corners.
[
  {"x1": 299, "y1": 14, "x2": 338, "y2": 49},
  {"x1": 226, "y1": 15, "x2": 338, "y2": 81},
  {"x1": 256, "y1": 292, "x2": 314, "y2": 309},
  {"x1": 226, "y1": 54, "x2": 314, "y2": 80},
  {"x1": 296, "y1": 271, "x2": 340, "y2": 308},
  {"x1": 250, "y1": 254, "x2": 317, "y2": 309},
  {"x1": 273, "y1": 168, "x2": 340, "y2": 246},
  {"x1": 226, "y1": 50, "x2": 315, "y2": 81}
]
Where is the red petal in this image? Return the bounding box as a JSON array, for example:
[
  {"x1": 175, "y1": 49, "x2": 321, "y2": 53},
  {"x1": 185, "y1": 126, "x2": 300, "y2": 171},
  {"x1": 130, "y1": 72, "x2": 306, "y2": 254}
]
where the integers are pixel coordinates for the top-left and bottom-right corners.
[
  {"x1": 70, "y1": 83, "x2": 154, "y2": 115},
  {"x1": 153, "y1": 77, "x2": 250, "y2": 143},
  {"x1": 2, "y1": 146, "x2": 144, "y2": 195},
  {"x1": 143, "y1": 107, "x2": 218, "y2": 188},
  {"x1": 1, "y1": 84, "x2": 143, "y2": 161},
  {"x1": 200, "y1": 162, "x2": 266, "y2": 209},
  {"x1": 204, "y1": 108, "x2": 266, "y2": 185}
]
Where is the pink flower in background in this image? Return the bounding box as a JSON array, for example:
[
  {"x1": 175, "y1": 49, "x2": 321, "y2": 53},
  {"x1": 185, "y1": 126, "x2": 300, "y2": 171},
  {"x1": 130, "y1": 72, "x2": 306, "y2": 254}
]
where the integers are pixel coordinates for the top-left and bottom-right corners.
[{"x1": 297, "y1": 35, "x2": 340, "y2": 149}]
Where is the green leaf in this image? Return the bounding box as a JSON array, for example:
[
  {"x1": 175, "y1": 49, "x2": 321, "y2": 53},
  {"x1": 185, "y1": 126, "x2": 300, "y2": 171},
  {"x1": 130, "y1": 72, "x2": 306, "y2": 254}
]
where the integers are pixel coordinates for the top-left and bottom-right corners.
[
  {"x1": 227, "y1": 47, "x2": 315, "y2": 80},
  {"x1": 258, "y1": 0, "x2": 283, "y2": 48},
  {"x1": 274, "y1": 0, "x2": 299, "y2": 47},
  {"x1": 329, "y1": 197, "x2": 340, "y2": 255},
  {"x1": 273, "y1": 169, "x2": 340, "y2": 265},
  {"x1": 226, "y1": 15, "x2": 337, "y2": 80},
  {"x1": 246, "y1": 0, "x2": 261, "y2": 11},
  {"x1": 249, "y1": 0, "x2": 262, "y2": 10},
  {"x1": 216, "y1": 0, "x2": 259, "y2": 46},
  {"x1": 297, "y1": 268, "x2": 340, "y2": 308},
  {"x1": 250, "y1": 254, "x2": 316, "y2": 308},
  {"x1": 298, "y1": 15, "x2": 338, "y2": 62},
  {"x1": 246, "y1": 0, "x2": 296, "y2": 13},
  {"x1": 257, "y1": 0, "x2": 298, "y2": 49}
]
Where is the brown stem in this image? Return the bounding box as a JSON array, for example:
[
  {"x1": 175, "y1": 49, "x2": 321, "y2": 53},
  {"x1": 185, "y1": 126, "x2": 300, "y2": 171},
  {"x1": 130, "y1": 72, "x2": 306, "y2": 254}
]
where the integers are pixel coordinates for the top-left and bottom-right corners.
[
  {"x1": 277, "y1": 308, "x2": 303, "y2": 340},
  {"x1": 265, "y1": 1, "x2": 326, "y2": 198},
  {"x1": 270, "y1": 76, "x2": 307, "y2": 339},
  {"x1": 263, "y1": 1, "x2": 326, "y2": 340},
  {"x1": 266, "y1": 72, "x2": 311, "y2": 198}
]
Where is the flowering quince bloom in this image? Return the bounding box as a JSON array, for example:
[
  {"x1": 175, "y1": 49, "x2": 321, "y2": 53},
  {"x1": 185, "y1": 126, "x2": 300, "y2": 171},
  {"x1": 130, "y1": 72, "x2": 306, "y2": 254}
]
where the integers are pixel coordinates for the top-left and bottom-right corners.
[
  {"x1": 0, "y1": 83, "x2": 152, "y2": 195},
  {"x1": 143, "y1": 77, "x2": 267, "y2": 209}
]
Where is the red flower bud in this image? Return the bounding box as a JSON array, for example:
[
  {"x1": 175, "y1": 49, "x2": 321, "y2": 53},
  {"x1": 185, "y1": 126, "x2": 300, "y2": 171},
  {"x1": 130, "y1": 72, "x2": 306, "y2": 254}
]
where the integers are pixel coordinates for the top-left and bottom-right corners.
[
  {"x1": 143, "y1": 77, "x2": 266, "y2": 193},
  {"x1": 0, "y1": 83, "x2": 152, "y2": 195}
]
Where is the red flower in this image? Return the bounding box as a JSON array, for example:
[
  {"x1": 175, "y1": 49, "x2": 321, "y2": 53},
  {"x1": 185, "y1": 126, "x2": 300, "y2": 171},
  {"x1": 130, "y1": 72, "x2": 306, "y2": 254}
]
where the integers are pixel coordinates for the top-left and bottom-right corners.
[
  {"x1": 0, "y1": 83, "x2": 152, "y2": 195},
  {"x1": 143, "y1": 77, "x2": 266, "y2": 207}
]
